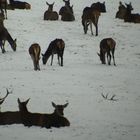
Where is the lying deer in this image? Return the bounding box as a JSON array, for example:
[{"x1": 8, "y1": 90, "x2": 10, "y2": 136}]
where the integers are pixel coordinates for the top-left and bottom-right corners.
[
  {"x1": 0, "y1": 27, "x2": 17, "y2": 53},
  {"x1": 0, "y1": 89, "x2": 22, "y2": 125},
  {"x1": 44, "y1": 2, "x2": 58, "y2": 20},
  {"x1": 18, "y1": 98, "x2": 70, "y2": 128},
  {"x1": 82, "y1": 6, "x2": 100, "y2": 36},
  {"x1": 59, "y1": 0, "x2": 75, "y2": 21},
  {"x1": 29, "y1": 43, "x2": 41, "y2": 71},
  {"x1": 0, "y1": 0, "x2": 7, "y2": 19},
  {"x1": 9, "y1": 0, "x2": 31, "y2": 9},
  {"x1": 124, "y1": 2, "x2": 140, "y2": 23},
  {"x1": 42, "y1": 39, "x2": 65, "y2": 66},
  {"x1": 97, "y1": 38, "x2": 116, "y2": 65}
]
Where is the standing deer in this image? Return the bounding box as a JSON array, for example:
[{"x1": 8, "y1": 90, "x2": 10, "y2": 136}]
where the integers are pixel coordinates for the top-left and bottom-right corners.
[
  {"x1": 18, "y1": 98, "x2": 70, "y2": 128},
  {"x1": 29, "y1": 43, "x2": 41, "y2": 71},
  {"x1": 82, "y1": 6, "x2": 100, "y2": 36},
  {"x1": 42, "y1": 39, "x2": 65, "y2": 66},
  {"x1": 44, "y1": 2, "x2": 58, "y2": 20},
  {"x1": 59, "y1": 0, "x2": 75, "y2": 21},
  {"x1": 97, "y1": 38, "x2": 116, "y2": 66},
  {"x1": 0, "y1": 27, "x2": 17, "y2": 53},
  {"x1": 0, "y1": 0, "x2": 7, "y2": 19}
]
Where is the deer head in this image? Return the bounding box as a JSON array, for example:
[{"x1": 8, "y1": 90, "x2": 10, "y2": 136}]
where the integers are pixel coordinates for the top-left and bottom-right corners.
[
  {"x1": 46, "y1": 1, "x2": 55, "y2": 11},
  {"x1": 52, "y1": 102, "x2": 69, "y2": 116}
]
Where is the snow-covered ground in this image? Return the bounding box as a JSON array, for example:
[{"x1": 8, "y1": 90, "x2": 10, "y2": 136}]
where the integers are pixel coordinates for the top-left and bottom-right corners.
[{"x1": 0, "y1": 0, "x2": 140, "y2": 140}]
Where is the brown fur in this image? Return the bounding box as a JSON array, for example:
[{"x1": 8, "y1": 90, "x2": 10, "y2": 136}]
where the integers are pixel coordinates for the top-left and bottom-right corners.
[
  {"x1": 44, "y1": 2, "x2": 58, "y2": 20},
  {"x1": 18, "y1": 98, "x2": 70, "y2": 128},
  {"x1": 42, "y1": 39, "x2": 65, "y2": 66},
  {"x1": 29, "y1": 43, "x2": 41, "y2": 71},
  {"x1": 97, "y1": 38, "x2": 116, "y2": 65},
  {"x1": 82, "y1": 7, "x2": 100, "y2": 36}
]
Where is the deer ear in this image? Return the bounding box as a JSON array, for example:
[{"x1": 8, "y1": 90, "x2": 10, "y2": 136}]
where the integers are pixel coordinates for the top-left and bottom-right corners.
[
  {"x1": 97, "y1": 52, "x2": 100, "y2": 56},
  {"x1": 17, "y1": 98, "x2": 21, "y2": 103},
  {"x1": 25, "y1": 98, "x2": 30, "y2": 104},
  {"x1": 52, "y1": 102, "x2": 57, "y2": 108},
  {"x1": 63, "y1": 102, "x2": 69, "y2": 108},
  {"x1": 46, "y1": 1, "x2": 49, "y2": 5}
]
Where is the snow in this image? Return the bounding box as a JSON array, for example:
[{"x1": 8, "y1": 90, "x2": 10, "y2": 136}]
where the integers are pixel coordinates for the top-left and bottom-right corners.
[{"x1": 0, "y1": 0, "x2": 140, "y2": 140}]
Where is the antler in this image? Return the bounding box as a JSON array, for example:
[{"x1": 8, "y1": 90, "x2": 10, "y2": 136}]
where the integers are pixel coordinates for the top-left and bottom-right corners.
[
  {"x1": 0, "y1": 88, "x2": 12, "y2": 105},
  {"x1": 101, "y1": 93, "x2": 118, "y2": 101}
]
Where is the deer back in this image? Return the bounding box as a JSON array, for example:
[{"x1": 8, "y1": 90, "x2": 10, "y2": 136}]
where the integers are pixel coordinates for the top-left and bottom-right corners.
[{"x1": 0, "y1": 111, "x2": 21, "y2": 125}]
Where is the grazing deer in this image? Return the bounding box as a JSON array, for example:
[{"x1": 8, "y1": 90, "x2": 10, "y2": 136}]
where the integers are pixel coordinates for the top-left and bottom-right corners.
[
  {"x1": 42, "y1": 39, "x2": 65, "y2": 66},
  {"x1": 0, "y1": 89, "x2": 12, "y2": 111},
  {"x1": 124, "y1": 2, "x2": 140, "y2": 23},
  {"x1": 44, "y1": 2, "x2": 58, "y2": 20},
  {"x1": 59, "y1": 0, "x2": 75, "y2": 21},
  {"x1": 9, "y1": 0, "x2": 31, "y2": 9},
  {"x1": 97, "y1": 38, "x2": 116, "y2": 66},
  {"x1": 91, "y1": 1, "x2": 106, "y2": 13},
  {"x1": 29, "y1": 43, "x2": 41, "y2": 71},
  {"x1": 0, "y1": 27, "x2": 17, "y2": 53},
  {"x1": 18, "y1": 98, "x2": 70, "y2": 128},
  {"x1": 82, "y1": 6, "x2": 100, "y2": 36},
  {"x1": 0, "y1": 0, "x2": 7, "y2": 19}
]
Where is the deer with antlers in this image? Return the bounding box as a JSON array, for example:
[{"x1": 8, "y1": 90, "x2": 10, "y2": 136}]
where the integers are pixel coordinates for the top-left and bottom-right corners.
[{"x1": 0, "y1": 89, "x2": 12, "y2": 111}]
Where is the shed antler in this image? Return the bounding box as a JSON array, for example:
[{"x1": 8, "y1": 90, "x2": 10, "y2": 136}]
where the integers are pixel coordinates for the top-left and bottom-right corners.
[
  {"x1": 101, "y1": 93, "x2": 118, "y2": 101},
  {"x1": 0, "y1": 88, "x2": 12, "y2": 105}
]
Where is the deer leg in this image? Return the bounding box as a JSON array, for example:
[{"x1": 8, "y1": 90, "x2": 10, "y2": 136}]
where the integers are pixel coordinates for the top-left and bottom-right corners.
[
  {"x1": 61, "y1": 56, "x2": 63, "y2": 66},
  {"x1": 107, "y1": 53, "x2": 111, "y2": 65},
  {"x1": 112, "y1": 50, "x2": 116, "y2": 66},
  {"x1": 57, "y1": 54, "x2": 60, "y2": 65},
  {"x1": 95, "y1": 24, "x2": 98, "y2": 36},
  {"x1": 1, "y1": 40, "x2": 6, "y2": 53},
  {"x1": 51, "y1": 54, "x2": 54, "y2": 66},
  {"x1": 89, "y1": 21, "x2": 93, "y2": 35}
]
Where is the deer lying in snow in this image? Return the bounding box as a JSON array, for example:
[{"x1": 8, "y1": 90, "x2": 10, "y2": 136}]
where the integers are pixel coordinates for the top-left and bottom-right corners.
[{"x1": 18, "y1": 98, "x2": 70, "y2": 128}]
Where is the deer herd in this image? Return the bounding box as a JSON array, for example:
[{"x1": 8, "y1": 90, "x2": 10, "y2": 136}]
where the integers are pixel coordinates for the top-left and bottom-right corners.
[{"x1": 0, "y1": 0, "x2": 139, "y2": 128}]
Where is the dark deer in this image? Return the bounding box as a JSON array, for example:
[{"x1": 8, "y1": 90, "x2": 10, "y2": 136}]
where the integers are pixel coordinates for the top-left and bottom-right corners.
[
  {"x1": 59, "y1": 0, "x2": 75, "y2": 21},
  {"x1": 42, "y1": 39, "x2": 65, "y2": 66},
  {"x1": 0, "y1": 0, "x2": 7, "y2": 19},
  {"x1": 0, "y1": 27, "x2": 17, "y2": 53},
  {"x1": 82, "y1": 6, "x2": 100, "y2": 36},
  {"x1": 124, "y1": 2, "x2": 140, "y2": 23},
  {"x1": 44, "y1": 2, "x2": 58, "y2": 20},
  {"x1": 18, "y1": 98, "x2": 70, "y2": 128},
  {"x1": 9, "y1": 0, "x2": 31, "y2": 9},
  {"x1": 0, "y1": 89, "x2": 12, "y2": 111},
  {"x1": 116, "y1": 1, "x2": 127, "y2": 19},
  {"x1": 0, "y1": 89, "x2": 22, "y2": 125},
  {"x1": 91, "y1": 1, "x2": 106, "y2": 13},
  {"x1": 97, "y1": 38, "x2": 116, "y2": 66},
  {"x1": 0, "y1": 110, "x2": 22, "y2": 125},
  {"x1": 29, "y1": 43, "x2": 41, "y2": 71}
]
